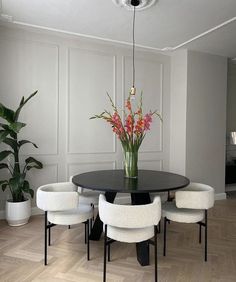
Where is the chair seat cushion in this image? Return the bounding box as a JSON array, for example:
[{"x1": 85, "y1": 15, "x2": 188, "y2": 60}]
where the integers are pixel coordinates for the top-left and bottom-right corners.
[
  {"x1": 162, "y1": 202, "x2": 204, "y2": 223},
  {"x1": 48, "y1": 204, "x2": 93, "y2": 225},
  {"x1": 106, "y1": 225, "x2": 154, "y2": 243}
]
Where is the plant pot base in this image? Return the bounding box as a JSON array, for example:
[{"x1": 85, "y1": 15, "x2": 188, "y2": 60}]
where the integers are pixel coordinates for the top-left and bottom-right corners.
[
  {"x1": 6, "y1": 199, "x2": 31, "y2": 227},
  {"x1": 7, "y1": 218, "x2": 30, "y2": 227}
]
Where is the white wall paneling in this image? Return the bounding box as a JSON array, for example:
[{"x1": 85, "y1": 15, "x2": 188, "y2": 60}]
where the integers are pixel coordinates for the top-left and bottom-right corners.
[
  {"x1": 0, "y1": 38, "x2": 59, "y2": 156},
  {"x1": 122, "y1": 56, "x2": 163, "y2": 153},
  {"x1": 139, "y1": 160, "x2": 163, "y2": 170},
  {"x1": 67, "y1": 161, "x2": 116, "y2": 180},
  {"x1": 67, "y1": 48, "x2": 117, "y2": 154},
  {"x1": 0, "y1": 26, "x2": 171, "y2": 214}
]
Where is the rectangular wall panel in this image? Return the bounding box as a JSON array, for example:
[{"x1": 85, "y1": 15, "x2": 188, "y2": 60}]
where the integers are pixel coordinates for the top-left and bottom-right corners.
[
  {"x1": 123, "y1": 56, "x2": 163, "y2": 153},
  {"x1": 68, "y1": 48, "x2": 116, "y2": 154},
  {"x1": 0, "y1": 27, "x2": 170, "y2": 215},
  {"x1": 0, "y1": 39, "x2": 59, "y2": 155},
  {"x1": 67, "y1": 161, "x2": 116, "y2": 180},
  {"x1": 139, "y1": 160, "x2": 163, "y2": 170}
]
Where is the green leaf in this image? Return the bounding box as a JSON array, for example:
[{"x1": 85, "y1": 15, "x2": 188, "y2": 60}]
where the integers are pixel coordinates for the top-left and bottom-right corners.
[
  {"x1": 25, "y1": 157, "x2": 43, "y2": 169},
  {"x1": 0, "y1": 130, "x2": 10, "y2": 142},
  {"x1": 2, "y1": 183, "x2": 8, "y2": 191},
  {"x1": 0, "y1": 103, "x2": 15, "y2": 123},
  {"x1": 28, "y1": 188, "x2": 34, "y2": 198},
  {"x1": 9, "y1": 122, "x2": 26, "y2": 133},
  {"x1": 0, "y1": 163, "x2": 9, "y2": 170},
  {"x1": 0, "y1": 150, "x2": 13, "y2": 161},
  {"x1": 9, "y1": 175, "x2": 24, "y2": 190},
  {"x1": 14, "y1": 91, "x2": 38, "y2": 121},
  {"x1": 22, "y1": 180, "x2": 34, "y2": 198},
  {"x1": 3, "y1": 138, "x2": 17, "y2": 150},
  {"x1": 0, "y1": 180, "x2": 8, "y2": 191},
  {"x1": 18, "y1": 140, "x2": 38, "y2": 148},
  {"x1": 19, "y1": 96, "x2": 25, "y2": 106}
]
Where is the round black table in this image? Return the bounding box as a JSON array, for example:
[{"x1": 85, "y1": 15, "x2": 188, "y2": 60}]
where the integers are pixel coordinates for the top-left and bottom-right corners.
[{"x1": 72, "y1": 170, "x2": 189, "y2": 266}]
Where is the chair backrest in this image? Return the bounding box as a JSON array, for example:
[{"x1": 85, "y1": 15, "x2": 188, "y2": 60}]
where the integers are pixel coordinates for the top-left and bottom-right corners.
[
  {"x1": 69, "y1": 175, "x2": 83, "y2": 193},
  {"x1": 176, "y1": 182, "x2": 215, "y2": 210},
  {"x1": 37, "y1": 182, "x2": 79, "y2": 212},
  {"x1": 99, "y1": 194, "x2": 161, "y2": 229}
]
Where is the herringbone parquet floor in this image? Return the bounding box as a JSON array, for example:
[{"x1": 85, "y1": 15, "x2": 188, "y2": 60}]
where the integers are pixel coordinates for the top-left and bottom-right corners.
[{"x1": 0, "y1": 197, "x2": 236, "y2": 282}]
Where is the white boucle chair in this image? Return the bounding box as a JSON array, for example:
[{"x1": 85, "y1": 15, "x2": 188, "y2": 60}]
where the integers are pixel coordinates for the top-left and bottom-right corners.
[
  {"x1": 99, "y1": 194, "x2": 161, "y2": 282},
  {"x1": 36, "y1": 182, "x2": 93, "y2": 265},
  {"x1": 70, "y1": 175, "x2": 100, "y2": 215},
  {"x1": 162, "y1": 182, "x2": 215, "y2": 261}
]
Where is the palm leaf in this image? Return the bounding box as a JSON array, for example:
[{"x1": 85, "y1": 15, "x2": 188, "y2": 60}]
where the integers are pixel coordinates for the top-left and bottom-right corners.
[
  {"x1": 0, "y1": 130, "x2": 10, "y2": 143},
  {"x1": 0, "y1": 163, "x2": 9, "y2": 170},
  {"x1": 3, "y1": 138, "x2": 18, "y2": 150},
  {"x1": 25, "y1": 157, "x2": 43, "y2": 170},
  {"x1": 14, "y1": 91, "x2": 38, "y2": 121},
  {"x1": 0, "y1": 150, "x2": 13, "y2": 162},
  {"x1": 9, "y1": 122, "x2": 26, "y2": 133},
  {"x1": 0, "y1": 103, "x2": 15, "y2": 123},
  {"x1": 18, "y1": 140, "x2": 38, "y2": 148}
]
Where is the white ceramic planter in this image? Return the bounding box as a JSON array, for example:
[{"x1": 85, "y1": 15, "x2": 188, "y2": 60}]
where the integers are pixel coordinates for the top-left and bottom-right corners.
[{"x1": 6, "y1": 198, "x2": 31, "y2": 226}]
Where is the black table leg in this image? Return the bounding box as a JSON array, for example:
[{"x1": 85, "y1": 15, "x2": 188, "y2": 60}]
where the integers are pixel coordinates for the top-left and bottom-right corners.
[
  {"x1": 131, "y1": 193, "x2": 151, "y2": 266},
  {"x1": 89, "y1": 192, "x2": 117, "y2": 240}
]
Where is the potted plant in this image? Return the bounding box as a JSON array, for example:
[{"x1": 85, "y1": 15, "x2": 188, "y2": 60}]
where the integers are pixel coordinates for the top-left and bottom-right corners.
[{"x1": 0, "y1": 91, "x2": 43, "y2": 226}]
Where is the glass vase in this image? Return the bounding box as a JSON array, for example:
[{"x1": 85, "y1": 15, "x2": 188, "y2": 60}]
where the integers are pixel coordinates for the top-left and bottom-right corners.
[{"x1": 124, "y1": 150, "x2": 138, "y2": 178}]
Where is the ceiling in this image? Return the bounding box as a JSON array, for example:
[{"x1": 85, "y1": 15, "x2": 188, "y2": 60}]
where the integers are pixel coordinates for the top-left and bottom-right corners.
[{"x1": 1, "y1": 0, "x2": 236, "y2": 58}]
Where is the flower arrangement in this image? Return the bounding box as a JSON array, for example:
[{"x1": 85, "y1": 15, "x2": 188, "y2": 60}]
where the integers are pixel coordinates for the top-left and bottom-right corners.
[{"x1": 91, "y1": 93, "x2": 162, "y2": 178}]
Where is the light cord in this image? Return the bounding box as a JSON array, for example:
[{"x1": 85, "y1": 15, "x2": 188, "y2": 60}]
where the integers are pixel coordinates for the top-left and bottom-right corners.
[{"x1": 132, "y1": 5, "x2": 136, "y2": 88}]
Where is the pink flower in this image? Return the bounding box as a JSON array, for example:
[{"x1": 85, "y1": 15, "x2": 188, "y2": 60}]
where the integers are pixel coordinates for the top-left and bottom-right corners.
[{"x1": 143, "y1": 113, "x2": 152, "y2": 131}]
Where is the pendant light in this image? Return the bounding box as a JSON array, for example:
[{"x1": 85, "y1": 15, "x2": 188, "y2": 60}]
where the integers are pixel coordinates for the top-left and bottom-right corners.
[
  {"x1": 130, "y1": 0, "x2": 140, "y2": 98},
  {"x1": 112, "y1": 0, "x2": 157, "y2": 98}
]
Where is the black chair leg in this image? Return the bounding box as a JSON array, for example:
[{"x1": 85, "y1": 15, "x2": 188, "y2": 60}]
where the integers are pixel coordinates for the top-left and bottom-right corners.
[
  {"x1": 154, "y1": 225, "x2": 158, "y2": 282},
  {"x1": 163, "y1": 217, "x2": 167, "y2": 256},
  {"x1": 84, "y1": 222, "x2": 87, "y2": 244},
  {"x1": 44, "y1": 211, "x2": 48, "y2": 265},
  {"x1": 199, "y1": 224, "x2": 202, "y2": 244},
  {"x1": 90, "y1": 218, "x2": 93, "y2": 233},
  {"x1": 205, "y1": 210, "x2": 208, "y2": 262},
  {"x1": 87, "y1": 220, "x2": 90, "y2": 261},
  {"x1": 103, "y1": 225, "x2": 107, "y2": 282},
  {"x1": 48, "y1": 225, "x2": 51, "y2": 246},
  {"x1": 108, "y1": 243, "x2": 111, "y2": 262},
  {"x1": 158, "y1": 220, "x2": 161, "y2": 233}
]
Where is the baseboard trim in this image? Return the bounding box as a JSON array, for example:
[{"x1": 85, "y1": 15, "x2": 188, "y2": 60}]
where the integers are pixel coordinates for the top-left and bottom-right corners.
[
  {"x1": 215, "y1": 192, "x2": 227, "y2": 200},
  {"x1": 0, "y1": 193, "x2": 227, "y2": 220}
]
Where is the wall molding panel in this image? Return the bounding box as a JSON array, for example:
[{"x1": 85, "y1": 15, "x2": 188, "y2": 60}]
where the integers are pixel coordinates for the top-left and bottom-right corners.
[
  {"x1": 0, "y1": 38, "x2": 60, "y2": 156},
  {"x1": 122, "y1": 56, "x2": 164, "y2": 153},
  {"x1": 67, "y1": 161, "x2": 116, "y2": 180},
  {"x1": 67, "y1": 48, "x2": 117, "y2": 154},
  {"x1": 0, "y1": 26, "x2": 170, "y2": 214}
]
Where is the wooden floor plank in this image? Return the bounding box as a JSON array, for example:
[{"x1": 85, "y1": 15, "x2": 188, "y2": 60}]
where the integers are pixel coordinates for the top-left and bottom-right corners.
[{"x1": 0, "y1": 197, "x2": 236, "y2": 281}]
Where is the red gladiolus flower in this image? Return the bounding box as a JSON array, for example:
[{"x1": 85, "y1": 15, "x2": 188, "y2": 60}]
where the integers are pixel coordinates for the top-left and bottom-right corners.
[{"x1": 90, "y1": 93, "x2": 161, "y2": 151}]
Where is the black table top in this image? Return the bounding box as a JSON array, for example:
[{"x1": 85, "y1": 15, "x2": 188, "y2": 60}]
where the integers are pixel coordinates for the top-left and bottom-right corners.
[{"x1": 72, "y1": 170, "x2": 190, "y2": 193}]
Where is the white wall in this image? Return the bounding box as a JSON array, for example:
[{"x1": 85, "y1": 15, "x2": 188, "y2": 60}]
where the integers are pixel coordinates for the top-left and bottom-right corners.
[
  {"x1": 170, "y1": 49, "x2": 227, "y2": 195},
  {"x1": 186, "y1": 50, "x2": 227, "y2": 195},
  {"x1": 169, "y1": 49, "x2": 188, "y2": 175},
  {"x1": 0, "y1": 26, "x2": 171, "y2": 213}
]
